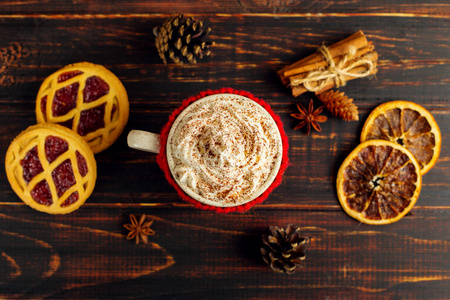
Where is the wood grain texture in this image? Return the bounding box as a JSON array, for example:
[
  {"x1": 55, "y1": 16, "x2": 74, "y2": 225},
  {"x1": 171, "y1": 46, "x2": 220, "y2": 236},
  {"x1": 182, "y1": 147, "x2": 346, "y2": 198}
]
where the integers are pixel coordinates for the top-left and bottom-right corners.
[
  {"x1": 0, "y1": 0, "x2": 449, "y2": 15},
  {"x1": 0, "y1": 15, "x2": 448, "y2": 207},
  {"x1": 0, "y1": 207, "x2": 448, "y2": 299},
  {"x1": 0, "y1": 4, "x2": 449, "y2": 299}
]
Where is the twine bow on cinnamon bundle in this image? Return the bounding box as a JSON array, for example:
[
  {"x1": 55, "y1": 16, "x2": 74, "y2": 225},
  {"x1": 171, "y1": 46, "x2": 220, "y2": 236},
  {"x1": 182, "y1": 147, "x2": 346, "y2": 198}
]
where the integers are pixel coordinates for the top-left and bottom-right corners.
[{"x1": 278, "y1": 31, "x2": 378, "y2": 97}]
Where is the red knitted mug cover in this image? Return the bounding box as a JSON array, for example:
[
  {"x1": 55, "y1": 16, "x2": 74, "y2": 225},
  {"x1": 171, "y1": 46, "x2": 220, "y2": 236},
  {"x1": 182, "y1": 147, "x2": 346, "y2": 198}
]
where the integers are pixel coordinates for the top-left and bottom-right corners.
[{"x1": 156, "y1": 88, "x2": 289, "y2": 213}]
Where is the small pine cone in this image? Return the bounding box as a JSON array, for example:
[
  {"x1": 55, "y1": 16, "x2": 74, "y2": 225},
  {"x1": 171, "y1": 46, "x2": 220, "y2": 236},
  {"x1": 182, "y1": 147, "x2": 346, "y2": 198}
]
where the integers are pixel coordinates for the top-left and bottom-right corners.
[
  {"x1": 153, "y1": 14, "x2": 213, "y2": 65},
  {"x1": 317, "y1": 90, "x2": 359, "y2": 121},
  {"x1": 261, "y1": 224, "x2": 309, "y2": 274}
]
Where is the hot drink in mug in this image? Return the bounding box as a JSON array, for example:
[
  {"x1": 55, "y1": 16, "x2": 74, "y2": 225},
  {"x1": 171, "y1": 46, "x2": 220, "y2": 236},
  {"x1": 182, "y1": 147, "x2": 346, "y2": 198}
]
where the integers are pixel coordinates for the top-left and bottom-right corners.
[{"x1": 128, "y1": 89, "x2": 288, "y2": 212}]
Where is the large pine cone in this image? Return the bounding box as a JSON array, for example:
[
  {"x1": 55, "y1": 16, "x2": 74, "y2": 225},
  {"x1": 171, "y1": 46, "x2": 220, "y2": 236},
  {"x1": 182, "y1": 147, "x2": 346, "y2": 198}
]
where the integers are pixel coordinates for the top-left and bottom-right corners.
[
  {"x1": 261, "y1": 224, "x2": 309, "y2": 274},
  {"x1": 154, "y1": 14, "x2": 213, "y2": 65}
]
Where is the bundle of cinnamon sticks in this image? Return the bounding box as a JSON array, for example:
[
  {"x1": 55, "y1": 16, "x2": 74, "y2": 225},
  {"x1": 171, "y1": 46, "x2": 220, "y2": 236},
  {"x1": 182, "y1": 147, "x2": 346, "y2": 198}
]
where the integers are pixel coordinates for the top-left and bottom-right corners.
[{"x1": 278, "y1": 31, "x2": 378, "y2": 97}]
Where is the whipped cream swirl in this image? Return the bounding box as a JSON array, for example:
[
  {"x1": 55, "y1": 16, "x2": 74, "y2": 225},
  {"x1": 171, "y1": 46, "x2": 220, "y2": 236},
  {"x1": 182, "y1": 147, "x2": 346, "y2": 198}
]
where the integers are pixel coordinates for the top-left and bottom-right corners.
[{"x1": 167, "y1": 94, "x2": 282, "y2": 207}]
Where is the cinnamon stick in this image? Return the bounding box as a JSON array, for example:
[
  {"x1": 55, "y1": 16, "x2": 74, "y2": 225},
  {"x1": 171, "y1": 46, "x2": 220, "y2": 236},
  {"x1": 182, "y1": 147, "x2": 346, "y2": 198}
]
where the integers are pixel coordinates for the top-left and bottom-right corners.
[
  {"x1": 314, "y1": 63, "x2": 378, "y2": 95},
  {"x1": 284, "y1": 35, "x2": 368, "y2": 78},
  {"x1": 289, "y1": 51, "x2": 378, "y2": 86},
  {"x1": 291, "y1": 52, "x2": 378, "y2": 97},
  {"x1": 284, "y1": 42, "x2": 374, "y2": 78},
  {"x1": 278, "y1": 31, "x2": 367, "y2": 85},
  {"x1": 291, "y1": 85, "x2": 308, "y2": 97},
  {"x1": 278, "y1": 31, "x2": 365, "y2": 75}
]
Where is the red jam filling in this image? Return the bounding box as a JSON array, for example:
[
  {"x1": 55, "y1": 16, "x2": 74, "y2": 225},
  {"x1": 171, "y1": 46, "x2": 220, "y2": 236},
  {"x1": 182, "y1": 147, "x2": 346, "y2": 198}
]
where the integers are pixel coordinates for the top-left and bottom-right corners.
[
  {"x1": 61, "y1": 191, "x2": 79, "y2": 207},
  {"x1": 53, "y1": 82, "x2": 79, "y2": 117},
  {"x1": 77, "y1": 103, "x2": 106, "y2": 136},
  {"x1": 43, "y1": 75, "x2": 111, "y2": 135},
  {"x1": 76, "y1": 151, "x2": 88, "y2": 177},
  {"x1": 21, "y1": 137, "x2": 83, "y2": 206},
  {"x1": 83, "y1": 76, "x2": 109, "y2": 103},
  {"x1": 57, "y1": 70, "x2": 83, "y2": 83},
  {"x1": 111, "y1": 103, "x2": 117, "y2": 121},
  {"x1": 45, "y1": 136, "x2": 69, "y2": 164},
  {"x1": 59, "y1": 119, "x2": 74, "y2": 130},
  {"x1": 52, "y1": 159, "x2": 76, "y2": 197},
  {"x1": 40, "y1": 95, "x2": 47, "y2": 120},
  {"x1": 30, "y1": 180, "x2": 53, "y2": 206},
  {"x1": 21, "y1": 146, "x2": 44, "y2": 183}
]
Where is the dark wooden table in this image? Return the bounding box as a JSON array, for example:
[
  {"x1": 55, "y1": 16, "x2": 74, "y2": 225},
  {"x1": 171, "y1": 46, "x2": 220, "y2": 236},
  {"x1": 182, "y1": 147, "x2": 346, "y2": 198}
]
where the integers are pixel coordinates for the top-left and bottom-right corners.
[{"x1": 1, "y1": 1, "x2": 449, "y2": 299}]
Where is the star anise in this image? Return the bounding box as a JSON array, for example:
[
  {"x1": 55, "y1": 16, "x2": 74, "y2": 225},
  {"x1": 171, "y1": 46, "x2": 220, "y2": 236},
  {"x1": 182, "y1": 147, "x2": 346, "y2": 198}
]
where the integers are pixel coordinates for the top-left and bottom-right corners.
[
  {"x1": 291, "y1": 99, "x2": 328, "y2": 134},
  {"x1": 123, "y1": 214, "x2": 155, "y2": 244}
]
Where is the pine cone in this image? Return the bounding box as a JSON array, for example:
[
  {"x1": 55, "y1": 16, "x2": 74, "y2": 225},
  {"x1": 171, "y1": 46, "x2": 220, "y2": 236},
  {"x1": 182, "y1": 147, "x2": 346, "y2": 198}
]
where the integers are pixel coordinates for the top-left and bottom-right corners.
[
  {"x1": 154, "y1": 14, "x2": 213, "y2": 65},
  {"x1": 261, "y1": 224, "x2": 309, "y2": 274},
  {"x1": 317, "y1": 90, "x2": 359, "y2": 121}
]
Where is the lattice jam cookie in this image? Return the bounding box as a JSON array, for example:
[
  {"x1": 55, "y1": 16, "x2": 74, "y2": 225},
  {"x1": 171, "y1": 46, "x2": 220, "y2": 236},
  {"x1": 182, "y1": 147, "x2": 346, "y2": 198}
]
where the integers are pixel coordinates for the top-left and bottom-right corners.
[
  {"x1": 36, "y1": 62, "x2": 129, "y2": 153},
  {"x1": 5, "y1": 124, "x2": 97, "y2": 214}
]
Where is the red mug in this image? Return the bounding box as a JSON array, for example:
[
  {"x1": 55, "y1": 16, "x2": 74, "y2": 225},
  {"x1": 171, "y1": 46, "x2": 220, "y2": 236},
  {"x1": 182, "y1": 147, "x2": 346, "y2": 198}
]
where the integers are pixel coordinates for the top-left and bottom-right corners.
[{"x1": 127, "y1": 88, "x2": 288, "y2": 213}]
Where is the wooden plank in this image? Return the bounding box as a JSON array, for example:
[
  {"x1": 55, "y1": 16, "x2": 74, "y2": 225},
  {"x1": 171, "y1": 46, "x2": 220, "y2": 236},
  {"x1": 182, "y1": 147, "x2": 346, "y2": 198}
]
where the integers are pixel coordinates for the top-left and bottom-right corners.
[
  {"x1": 0, "y1": 16, "x2": 449, "y2": 207},
  {"x1": 0, "y1": 1, "x2": 449, "y2": 15},
  {"x1": 0, "y1": 15, "x2": 448, "y2": 101},
  {"x1": 0, "y1": 3, "x2": 448, "y2": 300},
  {"x1": 0, "y1": 207, "x2": 448, "y2": 298}
]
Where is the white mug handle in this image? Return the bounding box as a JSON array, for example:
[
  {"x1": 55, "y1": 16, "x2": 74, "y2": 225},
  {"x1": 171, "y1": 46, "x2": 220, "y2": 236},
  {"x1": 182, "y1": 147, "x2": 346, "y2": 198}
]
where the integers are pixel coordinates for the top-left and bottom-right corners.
[{"x1": 127, "y1": 130, "x2": 161, "y2": 154}]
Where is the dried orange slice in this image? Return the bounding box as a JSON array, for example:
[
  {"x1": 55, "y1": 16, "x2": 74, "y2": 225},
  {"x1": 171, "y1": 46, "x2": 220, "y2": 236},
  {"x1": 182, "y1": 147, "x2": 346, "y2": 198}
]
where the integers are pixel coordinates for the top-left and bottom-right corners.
[
  {"x1": 337, "y1": 140, "x2": 422, "y2": 225},
  {"x1": 361, "y1": 101, "x2": 441, "y2": 175},
  {"x1": 5, "y1": 124, "x2": 97, "y2": 214}
]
